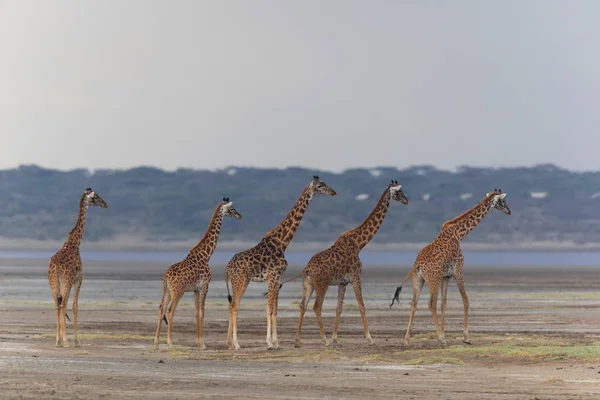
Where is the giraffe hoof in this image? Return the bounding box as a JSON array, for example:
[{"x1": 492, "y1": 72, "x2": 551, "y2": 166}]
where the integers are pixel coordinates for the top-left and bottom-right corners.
[
  {"x1": 439, "y1": 340, "x2": 448, "y2": 347},
  {"x1": 402, "y1": 340, "x2": 410, "y2": 347},
  {"x1": 74, "y1": 341, "x2": 80, "y2": 348},
  {"x1": 294, "y1": 342, "x2": 302, "y2": 348},
  {"x1": 463, "y1": 340, "x2": 471, "y2": 345}
]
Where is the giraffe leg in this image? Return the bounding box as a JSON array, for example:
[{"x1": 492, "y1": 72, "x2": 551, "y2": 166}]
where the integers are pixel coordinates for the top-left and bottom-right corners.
[
  {"x1": 53, "y1": 295, "x2": 62, "y2": 347},
  {"x1": 295, "y1": 276, "x2": 314, "y2": 348},
  {"x1": 60, "y1": 289, "x2": 71, "y2": 347},
  {"x1": 72, "y1": 277, "x2": 83, "y2": 347},
  {"x1": 427, "y1": 283, "x2": 445, "y2": 346},
  {"x1": 166, "y1": 292, "x2": 183, "y2": 348},
  {"x1": 194, "y1": 290, "x2": 201, "y2": 347},
  {"x1": 331, "y1": 283, "x2": 347, "y2": 344},
  {"x1": 267, "y1": 277, "x2": 282, "y2": 350},
  {"x1": 455, "y1": 273, "x2": 470, "y2": 344},
  {"x1": 312, "y1": 286, "x2": 329, "y2": 346},
  {"x1": 49, "y1": 273, "x2": 62, "y2": 347},
  {"x1": 266, "y1": 289, "x2": 273, "y2": 348},
  {"x1": 197, "y1": 283, "x2": 209, "y2": 350},
  {"x1": 440, "y1": 277, "x2": 450, "y2": 337},
  {"x1": 403, "y1": 275, "x2": 424, "y2": 346},
  {"x1": 228, "y1": 279, "x2": 248, "y2": 350},
  {"x1": 154, "y1": 288, "x2": 170, "y2": 349},
  {"x1": 351, "y1": 278, "x2": 374, "y2": 345}
]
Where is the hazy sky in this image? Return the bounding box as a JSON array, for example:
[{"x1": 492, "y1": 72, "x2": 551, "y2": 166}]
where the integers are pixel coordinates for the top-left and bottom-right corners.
[{"x1": 1, "y1": 1, "x2": 599, "y2": 172}]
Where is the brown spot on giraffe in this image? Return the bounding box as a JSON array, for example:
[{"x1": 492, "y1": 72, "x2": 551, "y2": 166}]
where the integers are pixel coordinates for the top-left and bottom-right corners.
[
  {"x1": 47, "y1": 188, "x2": 108, "y2": 347},
  {"x1": 283, "y1": 180, "x2": 408, "y2": 347},
  {"x1": 225, "y1": 176, "x2": 336, "y2": 350},
  {"x1": 154, "y1": 198, "x2": 242, "y2": 350},
  {"x1": 391, "y1": 188, "x2": 511, "y2": 346}
]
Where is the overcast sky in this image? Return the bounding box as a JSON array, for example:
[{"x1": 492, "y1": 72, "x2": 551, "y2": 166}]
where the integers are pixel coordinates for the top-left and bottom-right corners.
[{"x1": 1, "y1": 1, "x2": 599, "y2": 172}]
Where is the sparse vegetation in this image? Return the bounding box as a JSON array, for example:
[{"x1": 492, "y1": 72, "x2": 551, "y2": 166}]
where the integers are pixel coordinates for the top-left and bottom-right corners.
[{"x1": 403, "y1": 356, "x2": 464, "y2": 365}]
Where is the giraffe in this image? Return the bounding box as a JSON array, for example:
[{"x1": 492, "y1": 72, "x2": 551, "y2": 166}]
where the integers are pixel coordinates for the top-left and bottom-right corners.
[
  {"x1": 48, "y1": 188, "x2": 108, "y2": 347},
  {"x1": 225, "y1": 175, "x2": 337, "y2": 350},
  {"x1": 389, "y1": 189, "x2": 511, "y2": 346},
  {"x1": 154, "y1": 198, "x2": 241, "y2": 350},
  {"x1": 287, "y1": 180, "x2": 408, "y2": 348}
]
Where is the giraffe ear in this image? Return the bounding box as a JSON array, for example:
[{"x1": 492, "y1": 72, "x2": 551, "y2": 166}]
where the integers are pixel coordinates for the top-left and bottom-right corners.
[{"x1": 497, "y1": 193, "x2": 506, "y2": 199}]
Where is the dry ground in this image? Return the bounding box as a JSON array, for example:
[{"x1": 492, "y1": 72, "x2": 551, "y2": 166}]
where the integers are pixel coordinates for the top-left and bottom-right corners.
[{"x1": 1, "y1": 260, "x2": 599, "y2": 399}]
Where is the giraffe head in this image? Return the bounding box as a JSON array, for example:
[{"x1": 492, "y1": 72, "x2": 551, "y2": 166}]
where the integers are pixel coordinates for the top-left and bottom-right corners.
[
  {"x1": 389, "y1": 180, "x2": 408, "y2": 204},
  {"x1": 84, "y1": 188, "x2": 108, "y2": 208},
  {"x1": 220, "y1": 197, "x2": 242, "y2": 219},
  {"x1": 486, "y1": 188, "x2": 511, "y2": 215},
  {"x1": 309, "y1": 175, "x2": 337, "y2": 196}
]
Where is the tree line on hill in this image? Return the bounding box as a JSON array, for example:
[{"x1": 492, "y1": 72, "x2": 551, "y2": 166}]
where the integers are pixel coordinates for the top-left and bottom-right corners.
[{"x1": 0, "y1": 163, "x2": 597, "y2": 248}]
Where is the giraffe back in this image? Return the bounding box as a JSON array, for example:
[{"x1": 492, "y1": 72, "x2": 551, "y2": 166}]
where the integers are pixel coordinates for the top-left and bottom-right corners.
[
  {"x1": 304, "y1": 235, "x2": 361, "y2": 286},
  {"x1": 226, "y1": 236, "x2": 286, "y2": 282},
  {"x1": 165, "y1": 254, "x2": 212, "y2": 292},
  {"x1": 413, "y1": 227, "x2": 462, "y2": 280}
]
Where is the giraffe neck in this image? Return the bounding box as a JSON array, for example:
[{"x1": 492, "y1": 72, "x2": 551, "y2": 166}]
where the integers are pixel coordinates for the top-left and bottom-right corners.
[
  {"x1": 64, "y1": 195, "x2": 88, "y2": 250},
  {"x1": 264, "y1": 184, "x2": 313, "y2": 251},
  {"x1": 190, "y1": 205, "x2": 224, "y2": 260},
  {"x1": 349, "y1": 186, "x2": 392, "y2": 250},
  {"x1": 441, "y1": 196, "x2": 494, "y2": 240}
]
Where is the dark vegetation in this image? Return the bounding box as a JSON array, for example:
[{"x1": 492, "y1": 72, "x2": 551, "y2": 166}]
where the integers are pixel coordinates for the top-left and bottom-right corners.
[{"x1": 0, "y1": 164, "x2": 597, "y2": 245}]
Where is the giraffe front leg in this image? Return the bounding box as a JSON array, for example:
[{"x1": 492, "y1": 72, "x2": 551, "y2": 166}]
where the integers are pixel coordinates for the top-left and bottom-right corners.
[
  {"x1": 352, "y1": 280, "x2": 374, "y2": 345},
  {"x1": 265, "y1": 290, "x2": 273, "y2": 349},
  {"x1": 427, "y1": 284, "x2": 446, "y2": 346},
  {"x1": 194, "y1": 290, "x2": 201, "y2": 348},
  {"x1": 295, "y1": 276, "x2": 314, "y2": 348},
  {"x1": 455, "y1": 273, "x2": 470, "y2": 344},
  {"x1": 440, "y1": 277, "x2": 450, "y2": 339},
  {"x1": 197, "y1": 283, "x2": 209, "y2": 350},
  {"x1": 266, "y1": 276, "x2": 282, "y2": 350},
  {"x1": 72, "y1": 277, "x2": 82, "y2": 347},
  {"x1": 331, "y1": 283, "x2": 347, "y2": 344}
]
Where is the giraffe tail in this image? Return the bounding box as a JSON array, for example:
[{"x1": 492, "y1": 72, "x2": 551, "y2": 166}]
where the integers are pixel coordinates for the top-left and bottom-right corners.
[
  {"x1": 225, "y1": 270, "x2": 232, "y2": 304},
  {"x1": 57, "y1": 295, "x2": 72, "y2": 322},
  {"x1": 262, "y1": 270, "x2": 305, "y2": 297},
  {"x1": 158, "y1": 278, "x2": 168, "y2": 325},
  {"x1": 389, "y1": 270, "x2": 413, "y2": 309}
]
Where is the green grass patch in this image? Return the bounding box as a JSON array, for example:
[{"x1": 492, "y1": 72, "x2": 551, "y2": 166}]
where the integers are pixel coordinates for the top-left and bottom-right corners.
[
  {"x1": 395, "y1": 337, "x2": 600, "y2": 362},
  {"x1": 36, "y1": 333, "x2": 161, "y2": 342},
  {"x1": 404, "y1": 356, "x2": 464, "y2": 365}
]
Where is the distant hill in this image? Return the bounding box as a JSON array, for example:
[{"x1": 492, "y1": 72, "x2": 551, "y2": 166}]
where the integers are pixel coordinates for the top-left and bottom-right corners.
[{"x1": 0, "y1": 164, "x2": 599, "y2": 250}]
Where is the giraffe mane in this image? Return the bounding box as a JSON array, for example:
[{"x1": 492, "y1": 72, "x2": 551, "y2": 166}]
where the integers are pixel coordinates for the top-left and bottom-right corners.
[{"x1": 440, "y1": 193, "x2": 493, "y2": 231}]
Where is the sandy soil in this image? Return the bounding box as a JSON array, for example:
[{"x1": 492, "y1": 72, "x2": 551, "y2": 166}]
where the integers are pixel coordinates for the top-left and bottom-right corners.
[{"x1": 1, "y1": 260, "x2": 600, "y2": 399}]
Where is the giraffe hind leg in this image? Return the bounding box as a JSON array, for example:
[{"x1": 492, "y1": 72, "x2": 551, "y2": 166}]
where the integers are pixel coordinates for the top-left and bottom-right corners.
[
  {"x1": 72, "y1": 277, "x2": 82, "y2": 347},
  {"x1": 295, "y1": 276, "x2": 314, "y2": 348},
  {"x1": 331, "y1": 283, "x2": 347, "y2": 344}
]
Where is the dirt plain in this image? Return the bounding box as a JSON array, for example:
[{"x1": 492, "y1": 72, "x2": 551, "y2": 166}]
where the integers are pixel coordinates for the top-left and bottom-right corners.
[{"x1": 1, "y1": 259, "x2": 600, "y2": 399}]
